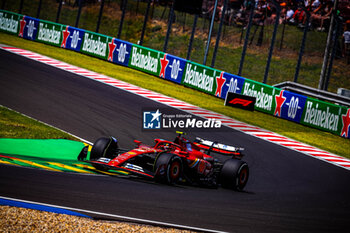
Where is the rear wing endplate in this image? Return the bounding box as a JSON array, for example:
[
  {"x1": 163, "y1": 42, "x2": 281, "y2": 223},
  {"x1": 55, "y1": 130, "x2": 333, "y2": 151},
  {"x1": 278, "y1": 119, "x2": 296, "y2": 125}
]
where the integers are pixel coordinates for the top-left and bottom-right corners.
[{"x1": 194, "y1": 137, "x2": 244, "y2": 157}]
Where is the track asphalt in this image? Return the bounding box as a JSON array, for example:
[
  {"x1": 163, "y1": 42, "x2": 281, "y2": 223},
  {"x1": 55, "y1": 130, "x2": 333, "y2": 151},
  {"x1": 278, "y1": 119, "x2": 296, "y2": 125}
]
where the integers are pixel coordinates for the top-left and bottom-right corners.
[{"x1": 0, "y1": 49, "x2": 350, "y2": 232}]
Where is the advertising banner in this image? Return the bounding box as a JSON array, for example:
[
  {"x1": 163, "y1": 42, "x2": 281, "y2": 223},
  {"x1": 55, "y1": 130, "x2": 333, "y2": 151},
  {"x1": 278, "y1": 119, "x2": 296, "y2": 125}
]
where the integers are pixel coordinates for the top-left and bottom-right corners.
[
  {"x1": 106, "y1": 37, "x2": 132, "y2": 67},
  {"x1": 160, "y1": 53, "x2": 187, "y2": 84},
  {"x1": 300, "y1": 98, "x2": 349, "y2": 137},
  {"x1": 36, "y1": 20, "x2": 63, "y2": 47},
  {"x1": 0, "y1": 10, "x2": 21, "y2": 35},
  {"x1": 241, "y1": 79, "x2": 277, "y2": 114},
  {"x1": 340, "y1": 107, "x2": 350, "y2": 139},
  {"x1": 61, "y1": 26, "x2": 84, "y2": 52},
  {"x1": 18, "y1": 16, "x2": 39, "y2": 41},
  {"x1": 219, "y1": 72, "x2": 245, "y2": 99},
  {"x1": 224, "y1": 92, "x2": 256, "y2": 111},
  {"x1": 274, "y1": 90, "x2": 307, "y2": 123},
  {"x1": 129, "y1": 44, "x2": 161, "y2": 76},
  {"x1": 80, "y1": 31, "x2": 108, "y2": 60},
  {"x1": 182, "y1": 61, "x2": 220, "y2": 95}
]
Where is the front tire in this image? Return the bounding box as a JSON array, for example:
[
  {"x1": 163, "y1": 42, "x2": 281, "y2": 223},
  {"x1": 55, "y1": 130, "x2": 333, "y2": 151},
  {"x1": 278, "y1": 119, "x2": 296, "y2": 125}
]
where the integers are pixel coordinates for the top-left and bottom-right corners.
[
  {"x1": 220, "y1": 159, "x2": 249, "y2": 191},
  {"x1": 90, "y1": 136, "x2": 118, "y2": 160},
  {"x1": 154, "y1": 153, "x2": 182, "y2": 185}
]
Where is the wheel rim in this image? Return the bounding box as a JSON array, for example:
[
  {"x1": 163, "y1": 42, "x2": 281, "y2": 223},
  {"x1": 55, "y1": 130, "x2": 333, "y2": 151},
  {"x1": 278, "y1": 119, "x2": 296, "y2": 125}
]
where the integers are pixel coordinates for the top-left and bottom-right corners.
[
  {"x1": 169, "y1": 161, "x2": 180, "y2": 180},
  {"x1": 238, "y1": 166, "x2": 248, "y2": 187}
]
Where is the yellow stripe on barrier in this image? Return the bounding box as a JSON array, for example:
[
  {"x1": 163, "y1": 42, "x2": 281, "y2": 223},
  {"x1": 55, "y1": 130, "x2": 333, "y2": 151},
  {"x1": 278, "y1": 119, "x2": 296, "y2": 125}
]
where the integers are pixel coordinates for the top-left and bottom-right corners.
[
  {"x1": 11, "y1": 158, "x2": 61, "y2": 172},
  {"x1": 74, "y1": 164, "x2": 129, "y2": 176},
  {"x1": 48, "y1": 162, "x2": 94, "y2": 174},
  {"x1": 0, "y1": 160, "x2": 16, "y2": 165}
]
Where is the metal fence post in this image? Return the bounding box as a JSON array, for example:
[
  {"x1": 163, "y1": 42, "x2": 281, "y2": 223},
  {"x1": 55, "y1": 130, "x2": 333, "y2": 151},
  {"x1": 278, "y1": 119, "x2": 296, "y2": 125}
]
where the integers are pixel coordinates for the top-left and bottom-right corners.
[
  {"x1": 96, "y1": 0, "x2": 105, "y2": 33},
  {"x1": 186, "y1": 14, "x2": 198, "y2": 60},
  {"x1": 117, "y1": 0, "x2": 127, "y2": 39},
  {"x1": 238, "y1": 0, "x2": 254, "y2": 76},
  {"x1": 325, "y1": 16, "x2": 341, "y2": 91},
  {"x1": 203, "y1": 0, "x2": 218, "y2": 65},
  {"x1": 36, "y1": 0, "x2": 42, "y2": 18},
  {"x1": 139, "y1": 0, "x2": 151, "y2": 45},
  {"x1": 75, "y1": 0, "x2": 83, "y2": 28},
  {"x1": 294, "y1": 7, "x2": 310, "y2": 83},
  {"x1": 262, "y1": 0, "x2": 280, "y2": 84},
  {"x1": 279, "y1": 18, "x2": 286, "y2": 50},
  {"x1": 19, "y1": 0, "x2": 24, "y2": 14},
  {"x1": 135, "y1": 0, "x2": 139, "y2": 15},
  {"x1": 319, "y1": 0, "x2": 339, "y2": 90},
  {"x1": 211, "y1": 0, "x2": 228, "y2": 68},
  {"x1": 163, "y1": 1, "x2": 175, "y2": 53},
  {"x1": 56, "y1": 0, "x2": 63, "y2": 23}
]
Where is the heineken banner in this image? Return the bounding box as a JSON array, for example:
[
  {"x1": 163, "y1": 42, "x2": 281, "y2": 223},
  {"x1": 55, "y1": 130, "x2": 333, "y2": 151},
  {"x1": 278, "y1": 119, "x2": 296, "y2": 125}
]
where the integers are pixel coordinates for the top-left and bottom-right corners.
[
  {"x1": 18, "y1": 15, "x2": 39, "y2": 41},
  {"x1": 161, "y1": 53, "x2": 187, "y2": 84},
  {"x1": 182, "y1": 61, "x2": 221, "y2": 95},
  {"x1": 301, "y1": 98, "x2": 350, "y2": 138},
  {"x1": 80, "y1": 30, "x2": 108, "y2": 60},
  {"x1": 0, "y1": 10, "x2": 21, "y2": 35},
  {"x1": 36, "y1": 20, "x2": 63, "y2": 47},
  {"x1": 61, "y1": 26, "x2": 84, "y2": 52},
  {"x1": 241, "y1": 79, "x2": 277, "y2": 115},
  {"x1": 129, "y1": 44, "x2": 162, "y2": 76},
  {"x1": 106, "y1": 37, "x2": 132, "y2": 67}
]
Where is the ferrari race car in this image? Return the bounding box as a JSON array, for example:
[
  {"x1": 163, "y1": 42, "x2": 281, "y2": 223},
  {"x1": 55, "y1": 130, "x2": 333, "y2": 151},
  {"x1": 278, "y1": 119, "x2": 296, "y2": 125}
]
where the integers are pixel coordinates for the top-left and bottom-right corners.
[{"x1": 80, "y1": 132, "x2": 249, "y2": 191}]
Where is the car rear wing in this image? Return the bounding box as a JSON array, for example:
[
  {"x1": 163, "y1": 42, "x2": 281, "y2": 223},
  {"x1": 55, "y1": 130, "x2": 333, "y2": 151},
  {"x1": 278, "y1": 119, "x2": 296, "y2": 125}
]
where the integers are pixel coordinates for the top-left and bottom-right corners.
[{"x1": 193, "y1": 137, "x2": 244, "y2": 158}]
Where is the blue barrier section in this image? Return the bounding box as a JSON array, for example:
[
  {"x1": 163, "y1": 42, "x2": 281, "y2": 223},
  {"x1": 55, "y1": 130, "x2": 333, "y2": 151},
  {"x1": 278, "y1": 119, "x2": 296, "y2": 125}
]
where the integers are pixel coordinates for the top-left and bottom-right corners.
[
  {"x1": 0, "y1": 198, "x2": 92, "y2": 218},
  {"x1": 108, "y1": 37, "x2": 132, "y2": 67},
  {"x1": 221, "y1": 72, "x2": 245, "y2": 98},
  {"x1": 278, "y1": 90, "x2": 307, "y2": 123},
  {"x1": 61, "y1": 26, "x2": 85, "y2": 52},
  {"x1": 19, "y1": 16, "x2": 39, "y2": 41},
  {"x1": 162, "y1": 53, "x2": 187, "y2": 84}
]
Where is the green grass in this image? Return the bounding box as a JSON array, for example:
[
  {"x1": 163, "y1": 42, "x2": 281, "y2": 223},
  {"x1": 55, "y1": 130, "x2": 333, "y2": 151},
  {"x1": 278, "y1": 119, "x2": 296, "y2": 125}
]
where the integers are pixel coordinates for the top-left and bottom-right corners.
[
  {"x1": 2, "y1": 0, "x2": 349, "y2": 93},
  {"x1": 0, "y1": 106, "x2": 76, "y2": 140},
  {"x1": 1, "y1": 33, "x2": 349, "y2": 159}
]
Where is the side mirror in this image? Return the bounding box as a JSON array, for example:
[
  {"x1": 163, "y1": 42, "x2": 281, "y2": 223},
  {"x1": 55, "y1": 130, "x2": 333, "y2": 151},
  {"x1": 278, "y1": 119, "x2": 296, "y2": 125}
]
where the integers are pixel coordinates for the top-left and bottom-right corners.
[{"x1": 134, "y1": 140, "x2": 142, "y2": 147}]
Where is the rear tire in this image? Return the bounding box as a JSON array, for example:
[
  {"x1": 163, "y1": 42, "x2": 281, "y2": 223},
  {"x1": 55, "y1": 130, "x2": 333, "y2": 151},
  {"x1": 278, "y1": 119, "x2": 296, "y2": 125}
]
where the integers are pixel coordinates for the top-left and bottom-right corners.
[
  {"x1": 220, "y1": 159, "x2": 249, "y2": 191},
  {"x1": 154, "y1": 153, "x2": 182, "y2": 184},
  {"x1": 90, "y1": 137, "x2": 118, "y2": 160}
]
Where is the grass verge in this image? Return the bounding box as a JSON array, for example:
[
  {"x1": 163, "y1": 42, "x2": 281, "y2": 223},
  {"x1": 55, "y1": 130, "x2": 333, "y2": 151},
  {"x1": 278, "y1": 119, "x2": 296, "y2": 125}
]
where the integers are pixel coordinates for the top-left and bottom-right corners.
[
  {"x1": 0, "y1": 106, "x2": 76, "y2": 140},
  {"x1": 2, "y1": 0, "x2": 350, "y2": 93},
  {"x1": 1, "y1": 33, "x2": 349, "y2": 159}
]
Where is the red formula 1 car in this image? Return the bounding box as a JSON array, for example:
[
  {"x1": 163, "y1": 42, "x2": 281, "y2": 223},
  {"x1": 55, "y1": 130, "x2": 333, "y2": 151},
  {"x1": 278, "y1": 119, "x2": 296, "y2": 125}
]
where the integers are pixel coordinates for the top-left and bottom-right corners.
[{"x1": 81, "y1": 132, "x2": 249, "y2": 191}]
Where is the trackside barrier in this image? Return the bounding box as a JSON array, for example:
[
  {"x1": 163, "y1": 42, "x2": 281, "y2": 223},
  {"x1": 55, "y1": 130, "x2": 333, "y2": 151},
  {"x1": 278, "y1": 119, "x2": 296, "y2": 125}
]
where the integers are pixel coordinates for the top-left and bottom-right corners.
[
  {"x1": 0, "y1": 9, "x2": 349, "y2": 139},
  {"x1": 129, "y1": 44, "x2": 162, "y2": 76}
]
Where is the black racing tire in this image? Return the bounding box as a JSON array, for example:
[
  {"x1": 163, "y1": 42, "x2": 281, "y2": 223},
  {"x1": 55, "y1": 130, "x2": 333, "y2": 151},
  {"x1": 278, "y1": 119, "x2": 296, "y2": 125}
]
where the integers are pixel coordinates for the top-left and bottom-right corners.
[
  {"x1": 90, "y1": 137, "x2": 118, "y2": 160},
  {"x1": 154, "y1": 153, "x2": 183, "y2": 185},
  {"x1": 220, "y1": 159, "x2": 249, "y2": 191}
]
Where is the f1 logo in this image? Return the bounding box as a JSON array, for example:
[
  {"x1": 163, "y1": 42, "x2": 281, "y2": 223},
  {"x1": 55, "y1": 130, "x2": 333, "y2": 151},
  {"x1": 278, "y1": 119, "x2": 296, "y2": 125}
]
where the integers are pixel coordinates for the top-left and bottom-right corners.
[
  {"x1": 225, "y1": 92, "x2": 256, "y2": 111},
  {"x1": 229, "y1": 98, "x2": 253, "y2": 106}
]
